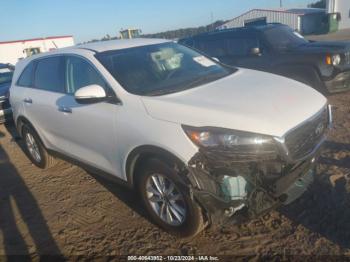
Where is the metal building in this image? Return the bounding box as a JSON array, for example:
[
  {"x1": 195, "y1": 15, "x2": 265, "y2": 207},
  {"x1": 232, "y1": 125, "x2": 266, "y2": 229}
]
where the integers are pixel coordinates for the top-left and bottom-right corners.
[
  {"x1": 217, "y1": 8, "x2": 326, "y2": 35},
  {"x1": 327, "y1": 0, "x2": 350, "y2": 29}
]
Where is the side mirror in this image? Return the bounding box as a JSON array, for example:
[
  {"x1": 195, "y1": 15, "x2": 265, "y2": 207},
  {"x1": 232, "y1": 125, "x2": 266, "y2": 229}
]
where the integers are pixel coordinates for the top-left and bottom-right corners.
[
  {"x1": 250, "y1": 47, "x2": 261, "y2": 56},
  {"x1": 74, "y1": 84, "x2": 107, "y2": 104}
]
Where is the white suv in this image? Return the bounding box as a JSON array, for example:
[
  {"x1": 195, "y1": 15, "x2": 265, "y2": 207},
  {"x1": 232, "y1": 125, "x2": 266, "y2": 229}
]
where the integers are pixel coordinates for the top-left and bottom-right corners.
[{"x1": 10, "y1": 39, "x2": 331, "y2": 237}]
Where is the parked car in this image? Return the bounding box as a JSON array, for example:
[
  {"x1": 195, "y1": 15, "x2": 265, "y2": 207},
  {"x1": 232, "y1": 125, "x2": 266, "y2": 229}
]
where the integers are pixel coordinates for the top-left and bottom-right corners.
[
  {"x1": 179, "y1": 23, "x2": 350, "y2": 95},
  {"x1": 0, "y1": 63, "x2": 14, "y2": 123},
  {"x1": 10, "y1": 39, "x2": 331, "y2": 237}
]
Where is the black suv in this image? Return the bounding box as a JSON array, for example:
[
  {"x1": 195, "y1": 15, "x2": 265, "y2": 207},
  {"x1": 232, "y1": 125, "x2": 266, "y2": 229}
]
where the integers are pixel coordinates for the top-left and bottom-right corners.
[
  {"x1": 0, "y1": 63, "x2": 14, "y2": 123},
  {"x1": 179, "y1": 24, "x2": 350, "y2": 95}
]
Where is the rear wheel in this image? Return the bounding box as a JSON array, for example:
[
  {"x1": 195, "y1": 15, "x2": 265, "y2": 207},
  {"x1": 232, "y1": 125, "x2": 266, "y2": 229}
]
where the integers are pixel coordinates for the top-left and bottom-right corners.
[
  {"x1": 137, "y1": 159, "x2": 205, "y2": 238},
  {"x1": 22, "y1": 125, "x2": 56, "y2": 169}
]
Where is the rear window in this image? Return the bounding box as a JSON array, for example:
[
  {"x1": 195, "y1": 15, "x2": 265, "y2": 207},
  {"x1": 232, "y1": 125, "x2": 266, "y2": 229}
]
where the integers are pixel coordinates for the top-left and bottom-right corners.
[
  {"x1": 17, "y1": 62, "x2": 35, "y2": 87},
  {"x1": 34, "y1": 56, "x2": 64, "y2": 92}
]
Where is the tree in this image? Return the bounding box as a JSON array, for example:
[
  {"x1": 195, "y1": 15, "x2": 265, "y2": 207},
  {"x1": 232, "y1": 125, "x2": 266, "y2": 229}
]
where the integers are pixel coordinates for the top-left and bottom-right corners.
[
  {"x1": 142, "y1": 20, "x2": 226, "y2": 40},
  {"x1": 308, "y1": 0, "x2": 326, "y2": 8}
]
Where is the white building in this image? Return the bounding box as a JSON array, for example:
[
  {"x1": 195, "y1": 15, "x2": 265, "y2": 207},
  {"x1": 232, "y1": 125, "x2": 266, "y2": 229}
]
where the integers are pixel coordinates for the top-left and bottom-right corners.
[
  {"x1": 0, "y1": 36, "x2": 74, "y2": 65},
  {"x1": 327, "y1": 0, "x2": 350, "y2": 29},
  {"x1": 217, "y1": 8, "x2": 326, "y2": 35}
]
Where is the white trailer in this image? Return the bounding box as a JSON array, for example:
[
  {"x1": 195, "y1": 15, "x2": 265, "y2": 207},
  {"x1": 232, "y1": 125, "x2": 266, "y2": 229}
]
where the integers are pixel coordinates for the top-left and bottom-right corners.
[
  {"x1": 0, "y1": 36, "x2": 74, "y2": 65},
  {"x1": 327, "y1": 0, "x2": 350, "y2": 30}
]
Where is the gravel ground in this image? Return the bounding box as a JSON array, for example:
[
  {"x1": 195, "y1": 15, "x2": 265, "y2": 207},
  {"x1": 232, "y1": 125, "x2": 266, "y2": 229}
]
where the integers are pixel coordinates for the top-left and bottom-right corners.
[{"x1": 0, "y1": 91, "x2": 350, "y2": 260}]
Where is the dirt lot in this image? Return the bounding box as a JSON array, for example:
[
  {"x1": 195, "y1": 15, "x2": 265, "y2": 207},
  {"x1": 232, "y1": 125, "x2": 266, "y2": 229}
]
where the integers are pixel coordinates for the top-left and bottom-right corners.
[
  {"x1": 0, "y1": 91, "x2": 350, "y2": 260},
  {"x1": 308, "y1": 29, "x2": 350, "y2": 41}
]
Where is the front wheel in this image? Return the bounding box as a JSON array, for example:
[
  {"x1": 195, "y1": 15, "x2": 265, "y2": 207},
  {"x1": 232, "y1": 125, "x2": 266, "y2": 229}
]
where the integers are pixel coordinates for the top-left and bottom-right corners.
[
  {"x1": 137, "y1": 159, "x2": 205, "y2": 238},
  {"x1": 22, "y1": 125, "x2": 56, "y2": 169}
]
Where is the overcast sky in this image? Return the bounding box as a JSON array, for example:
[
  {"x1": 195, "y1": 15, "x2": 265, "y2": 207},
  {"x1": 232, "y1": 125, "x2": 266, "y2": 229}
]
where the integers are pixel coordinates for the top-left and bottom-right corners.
[{"x1": 1, "y1": 0, "x2": 318, "y2": 43}]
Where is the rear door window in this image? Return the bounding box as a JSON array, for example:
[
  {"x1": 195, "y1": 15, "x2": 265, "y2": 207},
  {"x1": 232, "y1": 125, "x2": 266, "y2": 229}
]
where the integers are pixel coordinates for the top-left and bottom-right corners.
[
  {"x1": 195, "y1": 33, "x2": 260, "y2": 57},
  {"x1": 226, "y1": 37, "x2": 259, "y2": 56},
  {"x1": 34, "y1": 56, "x2": 65, "y2": 93}
]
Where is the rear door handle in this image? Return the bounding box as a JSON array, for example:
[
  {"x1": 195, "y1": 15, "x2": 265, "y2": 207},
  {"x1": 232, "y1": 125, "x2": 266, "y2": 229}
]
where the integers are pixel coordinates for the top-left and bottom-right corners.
[
  {"x1": 58, "y1": 106, "x2": 72, "y2": 114},
  {"x1": 23, "y1": 98, "x2": 32, "y2": 104}
]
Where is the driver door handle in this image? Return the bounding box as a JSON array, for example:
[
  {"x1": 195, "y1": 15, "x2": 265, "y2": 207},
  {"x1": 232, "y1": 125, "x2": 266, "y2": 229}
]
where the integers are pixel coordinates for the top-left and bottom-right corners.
[
  {"x1": 58, "y1": 106, "x2": 72, "y2": 114},
  {"x1": 23, "y1": 98, "x2": 32, "y2": 104}
]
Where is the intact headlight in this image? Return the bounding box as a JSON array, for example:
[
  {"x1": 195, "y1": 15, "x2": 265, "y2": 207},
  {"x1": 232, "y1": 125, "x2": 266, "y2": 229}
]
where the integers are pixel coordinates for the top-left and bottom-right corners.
[
  {"x1": 326, "y1": 54, "x2": 341, "y2": 66},
  {"x1": 327, "y1": 54, "x2": 341, "y2": 66},
  {"x1": 332, "y1": 54, "x2": 341, "y2": 66},
  {"x1": 183, "y1": 126, "x2": 279, "y2": 161}
]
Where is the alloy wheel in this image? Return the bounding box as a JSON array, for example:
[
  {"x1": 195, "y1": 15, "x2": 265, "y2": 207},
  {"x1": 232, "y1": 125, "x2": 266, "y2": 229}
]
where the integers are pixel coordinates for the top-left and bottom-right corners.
[
  {"x1": 25, "y1": 133, "x2": 41, "y2": 163},
  {"x1": 146, "y1": 174, "x2": 187, "y2": 226}
]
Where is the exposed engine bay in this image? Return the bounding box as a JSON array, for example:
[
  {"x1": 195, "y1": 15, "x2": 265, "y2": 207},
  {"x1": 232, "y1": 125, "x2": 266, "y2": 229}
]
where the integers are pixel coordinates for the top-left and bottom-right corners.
[{"x1": 185, "y1": 148, "x2": 317, "y2": 226}]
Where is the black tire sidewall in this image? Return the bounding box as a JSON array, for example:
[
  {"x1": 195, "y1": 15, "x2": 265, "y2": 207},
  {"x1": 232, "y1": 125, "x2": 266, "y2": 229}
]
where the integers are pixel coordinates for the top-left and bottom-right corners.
[
  {"x1": 137, "y1": 159, "x2": 203, "y2": 237},
  {"x1": 22, "y1": 125, "x2": 47, "y2": 169}
]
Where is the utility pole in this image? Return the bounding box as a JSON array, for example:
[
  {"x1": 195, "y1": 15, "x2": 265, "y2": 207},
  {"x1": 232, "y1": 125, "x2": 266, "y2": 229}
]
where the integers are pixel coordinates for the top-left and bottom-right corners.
[{"x1": 280, "y1": 0, "x2": 283, "y2": 8}]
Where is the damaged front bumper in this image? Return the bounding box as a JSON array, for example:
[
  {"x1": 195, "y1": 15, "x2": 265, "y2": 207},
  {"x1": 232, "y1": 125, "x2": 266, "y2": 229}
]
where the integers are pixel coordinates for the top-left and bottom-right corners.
[
  {"x1": 186, "y1": 150, "x2": 317, "y2": 226},
  {"x1": 183, "y1": 106, "x2": 331, "y2": 227}
]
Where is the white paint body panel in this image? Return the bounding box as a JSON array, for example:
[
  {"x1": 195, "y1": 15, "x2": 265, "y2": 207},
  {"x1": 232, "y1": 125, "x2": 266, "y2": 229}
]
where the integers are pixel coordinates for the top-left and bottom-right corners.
[
  {"x1": 142, "y1": 69, "x2": 327, "y2": 138},
  {"x1": 75, "y1": 84, "x2": 106, "y2": 99},
  {"x1": 10, "y1": 39, "x2": 327, "y2": 182}
]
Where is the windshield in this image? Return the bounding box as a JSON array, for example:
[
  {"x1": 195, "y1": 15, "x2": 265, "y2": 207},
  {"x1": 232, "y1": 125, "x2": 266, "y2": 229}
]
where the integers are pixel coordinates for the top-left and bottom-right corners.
[
  {"x1": 96, "y1": 42, "x2": 235, "y2": 96},
  {"x1": 263, "y1": 26, "x2": 308, "y2": 51},
  {"x1": 0, "y1": 68, "x2": 13, "y2": 85}
]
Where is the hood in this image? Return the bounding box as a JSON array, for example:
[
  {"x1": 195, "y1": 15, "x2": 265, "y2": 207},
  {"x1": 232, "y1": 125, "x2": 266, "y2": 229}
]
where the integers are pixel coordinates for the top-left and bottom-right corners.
[
  {"x1": 0, "y1": 82, "x2": 10, "y2": 97},
  {"x1": 295, "y1": 40, "x2": 350, "y2": 53},
  {"x1": 141, "y1": 69, "x2": 327, "y2": 138}
]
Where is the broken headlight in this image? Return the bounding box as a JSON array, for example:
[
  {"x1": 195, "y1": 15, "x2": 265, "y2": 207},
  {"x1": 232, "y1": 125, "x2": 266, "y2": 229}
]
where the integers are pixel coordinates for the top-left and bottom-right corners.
[{"x1": 183, "y1": 126, "x2": 279, "y2": 161}]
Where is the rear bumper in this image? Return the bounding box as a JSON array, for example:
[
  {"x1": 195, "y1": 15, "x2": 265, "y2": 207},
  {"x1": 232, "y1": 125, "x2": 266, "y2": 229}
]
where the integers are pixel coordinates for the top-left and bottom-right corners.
[{"x1": 325, "y1": 71, "x2": 350, "y2": 93}]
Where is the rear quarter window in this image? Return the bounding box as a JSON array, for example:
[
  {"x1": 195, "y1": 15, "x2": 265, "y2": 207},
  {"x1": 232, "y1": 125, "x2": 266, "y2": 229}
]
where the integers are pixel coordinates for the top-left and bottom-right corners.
[{"x1": 17, "y1": 62, "x2": 35, "y2": 87}]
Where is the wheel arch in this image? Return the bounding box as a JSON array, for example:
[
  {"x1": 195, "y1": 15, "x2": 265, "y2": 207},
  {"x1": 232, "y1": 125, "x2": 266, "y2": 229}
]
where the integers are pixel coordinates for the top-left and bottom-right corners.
[
  {"x1": 125, "y1": 145, "x2": 189, "y2": 188},
  {"x1": 16, "y1": 116, "x2": 47, "y2": 147},
  {"x1": 16, "y1": 115, "x2": 34, "y2": 137}
]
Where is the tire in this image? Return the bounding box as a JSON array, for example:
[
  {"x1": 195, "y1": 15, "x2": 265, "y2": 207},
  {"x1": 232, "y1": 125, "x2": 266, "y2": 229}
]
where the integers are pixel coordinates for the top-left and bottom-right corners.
[
  {"x1": 22, "y1": 125, "x2": 56, "y2": 169},
  {"x1": 137, "y1": 159, "x2": 205, "y2": 238}
]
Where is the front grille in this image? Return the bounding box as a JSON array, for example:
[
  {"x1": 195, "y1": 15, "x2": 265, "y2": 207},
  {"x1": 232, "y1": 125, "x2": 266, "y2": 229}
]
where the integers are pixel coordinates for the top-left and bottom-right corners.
[
  {"x1": 0, "y1": 99, "x2": 10, "y2": 110},
  {"x1": 285, "y1": 107, "x2": 328, "y2": 160}
]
